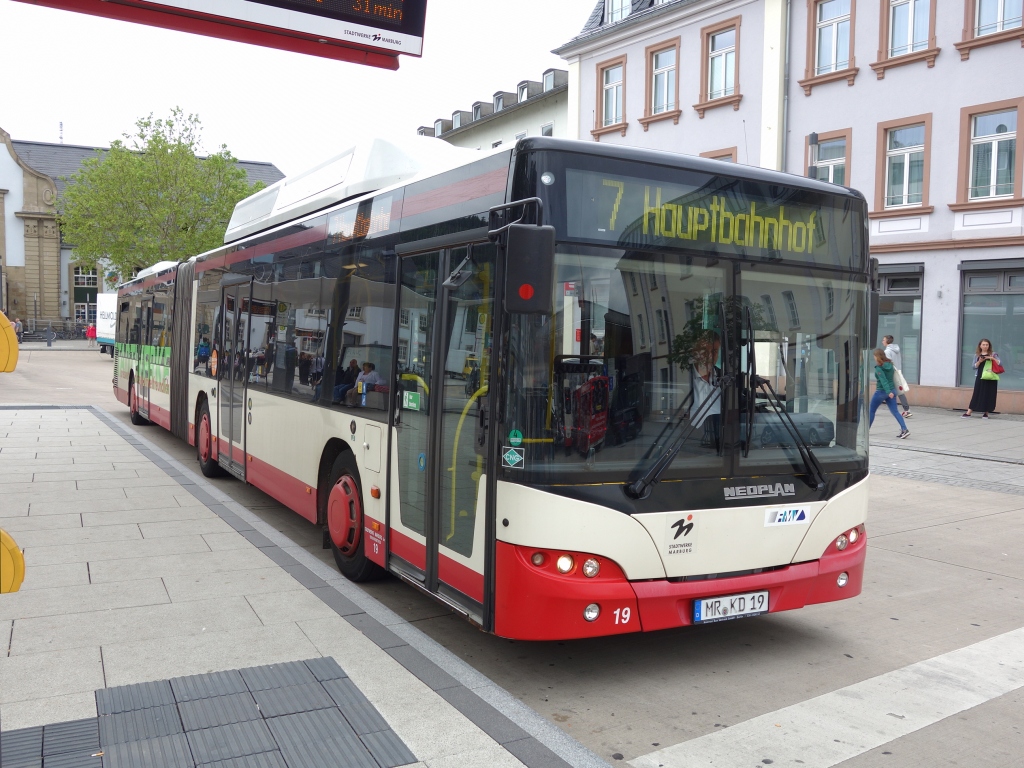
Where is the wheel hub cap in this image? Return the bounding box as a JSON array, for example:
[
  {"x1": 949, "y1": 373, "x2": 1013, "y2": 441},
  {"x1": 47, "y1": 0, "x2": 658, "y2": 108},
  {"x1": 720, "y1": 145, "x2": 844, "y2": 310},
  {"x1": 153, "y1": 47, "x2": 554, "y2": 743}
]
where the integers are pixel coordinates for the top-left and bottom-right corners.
[
  {"x1": 199, "y1": 415, "x2": 211, "y2": 462},
  {"x1": 328, "y1": 475, "x2": 362, "y2": 556}
]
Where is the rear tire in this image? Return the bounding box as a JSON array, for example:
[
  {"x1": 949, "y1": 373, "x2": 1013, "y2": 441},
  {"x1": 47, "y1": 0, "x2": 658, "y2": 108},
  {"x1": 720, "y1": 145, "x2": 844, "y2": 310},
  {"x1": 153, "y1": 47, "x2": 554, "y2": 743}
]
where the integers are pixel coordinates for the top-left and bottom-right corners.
[
  {"x1": 128, "y1": 378, "x2": 149, "y2": 426},
  {"x1": 196, "y1": 400, "x2": 223, "y2": 477},
  {"x1": 324, "y1": 452, "x2": 385, "y2": 582}
]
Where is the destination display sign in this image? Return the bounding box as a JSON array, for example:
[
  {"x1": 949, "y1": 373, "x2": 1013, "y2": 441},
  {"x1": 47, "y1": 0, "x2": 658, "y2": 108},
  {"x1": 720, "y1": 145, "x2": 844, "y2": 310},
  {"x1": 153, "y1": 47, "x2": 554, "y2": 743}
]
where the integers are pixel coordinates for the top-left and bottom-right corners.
[
  {"x1": 564, "y1": 168, "x2": 860, "y2": 267},
  {"x1": 16, "y1": 0, "x2": 426, "y2": 65}
]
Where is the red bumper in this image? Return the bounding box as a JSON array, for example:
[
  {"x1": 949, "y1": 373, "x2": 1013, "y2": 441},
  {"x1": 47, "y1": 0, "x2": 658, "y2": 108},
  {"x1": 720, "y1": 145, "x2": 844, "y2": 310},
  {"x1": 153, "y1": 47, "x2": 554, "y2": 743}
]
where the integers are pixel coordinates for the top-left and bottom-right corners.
[{"x1": 494, "y1": 532, "x2": 866, "y2": 641}]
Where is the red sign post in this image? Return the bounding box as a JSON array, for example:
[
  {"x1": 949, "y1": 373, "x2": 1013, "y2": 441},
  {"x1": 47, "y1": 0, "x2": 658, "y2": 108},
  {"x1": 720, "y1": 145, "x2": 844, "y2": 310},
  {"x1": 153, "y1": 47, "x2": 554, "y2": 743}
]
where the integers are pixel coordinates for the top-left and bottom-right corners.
[{"x1": 14, "y1": 0, "x2": 427, "y2": 69}]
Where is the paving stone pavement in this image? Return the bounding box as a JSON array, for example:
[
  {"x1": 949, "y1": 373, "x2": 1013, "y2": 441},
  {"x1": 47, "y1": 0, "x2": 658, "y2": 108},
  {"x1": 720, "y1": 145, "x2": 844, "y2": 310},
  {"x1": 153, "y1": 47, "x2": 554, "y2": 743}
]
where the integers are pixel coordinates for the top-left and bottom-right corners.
[{"x1": 0, "y1": 406, "x2": 608, "y2": 768}]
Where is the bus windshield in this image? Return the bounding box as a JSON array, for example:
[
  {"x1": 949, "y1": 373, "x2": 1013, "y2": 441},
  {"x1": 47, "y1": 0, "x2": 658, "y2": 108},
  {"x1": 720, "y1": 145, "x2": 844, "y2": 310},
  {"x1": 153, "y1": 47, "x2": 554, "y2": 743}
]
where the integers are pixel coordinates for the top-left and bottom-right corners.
[{"x1": 500, "y1": 246, "x2": 869, "y2": 486}]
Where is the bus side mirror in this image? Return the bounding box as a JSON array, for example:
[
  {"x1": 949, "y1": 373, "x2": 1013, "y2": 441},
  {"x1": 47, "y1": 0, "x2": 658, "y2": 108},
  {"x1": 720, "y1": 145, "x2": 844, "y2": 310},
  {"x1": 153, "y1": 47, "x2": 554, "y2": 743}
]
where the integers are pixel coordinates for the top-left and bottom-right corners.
[{"x1": 504, "y1": 224, "x2": 555, "y2": 314}]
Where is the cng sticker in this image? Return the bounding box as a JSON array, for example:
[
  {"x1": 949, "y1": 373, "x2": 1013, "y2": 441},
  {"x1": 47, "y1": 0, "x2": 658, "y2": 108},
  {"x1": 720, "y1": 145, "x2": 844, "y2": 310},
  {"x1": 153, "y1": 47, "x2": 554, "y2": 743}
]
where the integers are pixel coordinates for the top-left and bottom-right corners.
[
  {"x1": 502, "y1": 447, "x2": 524, "y2": 468},
  {"x1": 508, "y1": 429, "x2": 523, "y2": 447},
  {"x1": 403, "y1": 390, "x2": 421, "y2": 411}
]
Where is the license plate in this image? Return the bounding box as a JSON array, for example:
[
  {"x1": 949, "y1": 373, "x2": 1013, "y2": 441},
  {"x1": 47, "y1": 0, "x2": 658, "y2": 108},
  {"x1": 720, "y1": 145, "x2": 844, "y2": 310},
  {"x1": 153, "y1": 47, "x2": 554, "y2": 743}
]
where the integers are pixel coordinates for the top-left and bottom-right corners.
[{"x1": 693, "y1": 590, "x2": 769, "y2": 624}]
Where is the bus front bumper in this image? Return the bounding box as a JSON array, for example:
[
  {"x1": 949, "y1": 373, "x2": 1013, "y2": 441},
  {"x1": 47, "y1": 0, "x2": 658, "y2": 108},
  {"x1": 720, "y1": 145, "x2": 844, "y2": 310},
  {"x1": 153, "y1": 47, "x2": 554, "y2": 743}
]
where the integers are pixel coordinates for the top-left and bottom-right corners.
[{"x1": 494, "y1": 533, "x2": 865, "y2": 640}]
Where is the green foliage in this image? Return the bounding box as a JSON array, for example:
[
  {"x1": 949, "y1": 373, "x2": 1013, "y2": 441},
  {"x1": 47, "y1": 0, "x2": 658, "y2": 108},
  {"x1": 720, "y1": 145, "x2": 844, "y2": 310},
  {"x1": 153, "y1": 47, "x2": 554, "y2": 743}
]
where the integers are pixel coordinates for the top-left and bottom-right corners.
[{"x1": 59, "y1": 108, "x2": 264, "y2": 287}]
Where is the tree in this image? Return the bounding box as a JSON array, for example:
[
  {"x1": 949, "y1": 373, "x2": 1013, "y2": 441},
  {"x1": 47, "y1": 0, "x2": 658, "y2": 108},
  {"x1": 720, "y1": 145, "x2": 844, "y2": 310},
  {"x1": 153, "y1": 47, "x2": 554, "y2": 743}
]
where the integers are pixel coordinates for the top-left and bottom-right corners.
[{"x1": 59, "y1": 108, "x2": 264, "y2": 286}]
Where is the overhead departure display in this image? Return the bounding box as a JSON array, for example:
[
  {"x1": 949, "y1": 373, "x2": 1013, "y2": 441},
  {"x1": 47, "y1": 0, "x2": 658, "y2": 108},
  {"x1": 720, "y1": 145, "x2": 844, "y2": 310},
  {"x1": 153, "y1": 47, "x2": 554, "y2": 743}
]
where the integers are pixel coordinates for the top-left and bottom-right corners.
[{"x1": 14, "y1": 0, "x2": 427, "y2": 67}]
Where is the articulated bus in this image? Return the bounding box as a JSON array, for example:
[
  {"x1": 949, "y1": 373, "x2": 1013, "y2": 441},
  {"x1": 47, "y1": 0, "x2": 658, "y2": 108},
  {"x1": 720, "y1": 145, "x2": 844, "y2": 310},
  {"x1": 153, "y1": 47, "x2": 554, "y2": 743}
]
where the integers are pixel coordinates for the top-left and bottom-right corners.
[{"x1": 114, "y1": 137, "x2": 872, "y2": 640}]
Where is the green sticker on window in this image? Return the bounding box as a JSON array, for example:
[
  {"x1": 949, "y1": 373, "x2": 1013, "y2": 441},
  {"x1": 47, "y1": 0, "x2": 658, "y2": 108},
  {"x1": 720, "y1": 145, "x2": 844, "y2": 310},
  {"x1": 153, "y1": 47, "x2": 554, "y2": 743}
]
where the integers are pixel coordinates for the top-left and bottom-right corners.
[{"x1": 508, "y1": 429, "x2": 523, "y2": 447}]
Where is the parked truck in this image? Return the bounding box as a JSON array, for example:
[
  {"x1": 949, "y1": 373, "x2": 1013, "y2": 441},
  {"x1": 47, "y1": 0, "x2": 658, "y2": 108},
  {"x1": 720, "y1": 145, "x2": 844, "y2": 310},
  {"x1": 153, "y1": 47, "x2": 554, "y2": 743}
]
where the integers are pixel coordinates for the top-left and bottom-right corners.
[{"x1": 96, "y1": 293, "x2": 117, "y2": 357}]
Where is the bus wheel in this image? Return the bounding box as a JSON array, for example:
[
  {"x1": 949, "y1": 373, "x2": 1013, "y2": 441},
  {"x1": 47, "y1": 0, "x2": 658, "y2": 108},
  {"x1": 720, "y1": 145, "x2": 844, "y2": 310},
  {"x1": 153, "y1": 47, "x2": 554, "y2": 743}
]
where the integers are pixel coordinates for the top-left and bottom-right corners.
[
  {"x1": 196, "y1": 401, "x2": 223, "y2": 478},
  {"x1": 326, "y1": 453, "x2": 384, "y2": 582},
  {"x1": 128, "y1": 379, "x2": 149, "y2": 426}
]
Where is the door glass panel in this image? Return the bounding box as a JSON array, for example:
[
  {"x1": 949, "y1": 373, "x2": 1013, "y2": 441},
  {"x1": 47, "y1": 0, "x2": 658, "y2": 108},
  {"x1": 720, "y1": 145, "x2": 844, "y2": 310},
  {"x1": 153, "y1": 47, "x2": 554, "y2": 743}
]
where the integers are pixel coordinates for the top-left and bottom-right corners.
[
  {"x1": 439, "y1": 245, "x2": 496, "y2": 560},
  {"x1": 396, "y1": 252, "x2": 440, "y2": 538},
  {"x1": 220, "y1": 284, "x2": 248, "y2": 457},
  {"x1": 737, "y1": 269, "x2": 868, "y2": 470}
]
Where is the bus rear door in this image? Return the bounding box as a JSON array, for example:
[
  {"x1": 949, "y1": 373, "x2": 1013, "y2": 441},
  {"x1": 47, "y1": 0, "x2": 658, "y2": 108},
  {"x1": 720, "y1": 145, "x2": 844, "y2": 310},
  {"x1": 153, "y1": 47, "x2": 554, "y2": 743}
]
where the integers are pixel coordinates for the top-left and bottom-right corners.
[{"x1": 218, "y1": 280, "x2": 250, "y2": 479}]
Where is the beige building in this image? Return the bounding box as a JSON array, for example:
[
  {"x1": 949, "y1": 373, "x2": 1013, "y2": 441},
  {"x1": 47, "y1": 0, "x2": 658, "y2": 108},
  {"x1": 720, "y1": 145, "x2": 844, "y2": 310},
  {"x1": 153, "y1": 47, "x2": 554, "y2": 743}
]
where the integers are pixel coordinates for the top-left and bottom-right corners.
[{"x1": 0, "y1": 128, "x2": 284, "y2": 328}]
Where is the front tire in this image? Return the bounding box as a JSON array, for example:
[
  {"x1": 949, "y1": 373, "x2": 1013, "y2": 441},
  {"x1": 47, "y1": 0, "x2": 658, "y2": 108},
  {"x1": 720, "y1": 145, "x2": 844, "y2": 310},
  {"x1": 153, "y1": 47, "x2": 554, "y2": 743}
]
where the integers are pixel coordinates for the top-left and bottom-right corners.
[
  {"x1": 129, "y1": 378, "x2": 149, "y2": 426},
  {"x1": 196, "y1": 401, "x2": 223, "y2": 477},
  {"x1": 324, "y1": 453, "x2": 384, "y2": 582}
]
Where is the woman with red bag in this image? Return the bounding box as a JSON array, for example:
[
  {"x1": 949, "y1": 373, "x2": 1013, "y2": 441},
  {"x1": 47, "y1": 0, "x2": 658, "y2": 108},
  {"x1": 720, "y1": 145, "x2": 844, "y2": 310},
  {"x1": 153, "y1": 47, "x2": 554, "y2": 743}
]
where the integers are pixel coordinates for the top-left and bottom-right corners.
[{"x1": 963, "y1": 338, "x2": 1002, "y2": 419}]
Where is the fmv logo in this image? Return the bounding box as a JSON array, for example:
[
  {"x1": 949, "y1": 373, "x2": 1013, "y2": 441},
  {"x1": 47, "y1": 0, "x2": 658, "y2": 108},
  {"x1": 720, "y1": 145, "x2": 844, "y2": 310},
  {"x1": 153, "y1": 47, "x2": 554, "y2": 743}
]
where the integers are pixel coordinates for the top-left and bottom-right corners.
[{"x1": 764, "y1": 507, "x2": 811, "y2": 526}]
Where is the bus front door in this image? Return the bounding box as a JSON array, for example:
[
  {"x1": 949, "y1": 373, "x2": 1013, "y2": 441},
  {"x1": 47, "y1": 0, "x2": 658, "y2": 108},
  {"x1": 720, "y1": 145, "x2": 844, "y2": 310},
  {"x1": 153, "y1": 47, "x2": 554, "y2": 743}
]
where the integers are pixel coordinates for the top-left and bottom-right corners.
[
  {"x1": 392, "y1": 244, "x2": 496, "y2": 623},
  {"x1": 138, "y1": 296, "x2": 153, "y2": 419},
  {"x1": 218, "y1": 281, "x2": 250, "y2": 479}
]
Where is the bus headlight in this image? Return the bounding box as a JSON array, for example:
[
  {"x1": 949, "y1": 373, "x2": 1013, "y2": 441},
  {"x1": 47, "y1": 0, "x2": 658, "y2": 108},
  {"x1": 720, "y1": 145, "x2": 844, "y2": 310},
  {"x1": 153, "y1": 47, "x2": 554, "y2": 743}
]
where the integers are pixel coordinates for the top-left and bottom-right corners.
[
  {"x1": 837, "y1": 572, "x2": 849, "y2": 587},
  {"x1": 582, "y1": 558, "x2": 600, "y2": 578},
  {"x1": 531, "y1": 552, "x2": 546, "y2": 567},
  {"x1": 848, "y1": 528, "x2": 860, "y2": 544},
  {"x1": 583, "y1": 603, "x2": 600, "y2": 621},
  {"x1": 836, "y1": 534, "x2": 849, "y2": 551},
  {"x1": 556, "y1": 555, "x2": 575, "y2": 574}
]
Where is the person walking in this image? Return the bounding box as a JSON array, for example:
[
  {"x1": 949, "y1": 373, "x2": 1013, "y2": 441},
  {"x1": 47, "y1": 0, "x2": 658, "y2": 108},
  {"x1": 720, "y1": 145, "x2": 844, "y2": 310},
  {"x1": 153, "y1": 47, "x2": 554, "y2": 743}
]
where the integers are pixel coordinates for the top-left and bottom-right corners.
[
  {"x1": 86, "y1": 323, "x2": 97, "y2": 347},
  {"x1": 963, "y1": 338, "x2": 1001, "y2": 419},
  {"x1": 883, "y1": 335, "x2": 911, "y2": 418},
  {"x1": 13, "y1": 317, "x2": 23, "y2": 344},
  {"x1": 871, "y1": 348, "x2": 909, "y2": 438}
]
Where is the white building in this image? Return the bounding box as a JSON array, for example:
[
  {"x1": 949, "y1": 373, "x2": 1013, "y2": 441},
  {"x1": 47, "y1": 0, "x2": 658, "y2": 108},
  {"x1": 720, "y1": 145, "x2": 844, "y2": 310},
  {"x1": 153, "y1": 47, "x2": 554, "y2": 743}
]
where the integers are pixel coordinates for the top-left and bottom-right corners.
[{"x1": 417, "y1": 69, "x2": 570, "y2": 149}]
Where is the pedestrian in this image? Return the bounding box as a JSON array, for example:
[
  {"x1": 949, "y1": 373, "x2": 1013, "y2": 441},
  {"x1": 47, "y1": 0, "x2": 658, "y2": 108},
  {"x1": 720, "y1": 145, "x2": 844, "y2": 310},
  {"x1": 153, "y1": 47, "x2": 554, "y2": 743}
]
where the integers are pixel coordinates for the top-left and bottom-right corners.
[
  {"x1": 963, "y1": 338, "x2": 1001, "y2": 419},
  {"x1": 86, "y1": 323, "x2": 97, "y2": 347},
  {"x1": 14, "y1": 317, "x2": 23, "y2": 344},
  {"x1": 883, "y1": 335, "x2": 911, "y2": 418},
  {"x1": 871, "y1": 348, "x2": 909, "y2": 438}
]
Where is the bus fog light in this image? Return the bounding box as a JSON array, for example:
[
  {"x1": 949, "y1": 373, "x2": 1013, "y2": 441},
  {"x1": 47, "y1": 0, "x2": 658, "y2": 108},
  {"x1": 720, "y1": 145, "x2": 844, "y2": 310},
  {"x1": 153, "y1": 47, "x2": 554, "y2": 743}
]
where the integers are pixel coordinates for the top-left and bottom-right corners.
[
  {"x1": 848, "y1": 528, "x2": 860, "y2": 544},
  {"x1": 583, "y1": 603, "x2": 600, "y2": 622},
  {"x1": 556, "y1": 555, "x2": 575, "y2": 574},
  {"x1": 582, "y1": 558, "x2": 600, "y2": 578},
  {"x1": 540, "y1": 172, "x2": 556, "y2": 186},
  {"x1": 837, "y1": 572, "x2": 849, "y2": 587},
  {"x1": 531, "y1": 552, "x2": 546, "y2": 567},
  {"x1": 836, "y1": 534, "x2": 849, "y2": 551}
]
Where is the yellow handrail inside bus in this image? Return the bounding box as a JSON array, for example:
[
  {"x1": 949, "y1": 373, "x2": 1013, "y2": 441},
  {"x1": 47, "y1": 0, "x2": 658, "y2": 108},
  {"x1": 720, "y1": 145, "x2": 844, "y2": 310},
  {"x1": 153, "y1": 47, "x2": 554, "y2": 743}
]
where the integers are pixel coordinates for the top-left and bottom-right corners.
[
  {"x1": 400, "y1": 373, "x2": 429, "y2": 395},
  {"x1": 0, "y1": 311, "x2": 20, "y2": 373},
  {"x1": 446, "y1": 384, "x2": 488, "y2": 542}
]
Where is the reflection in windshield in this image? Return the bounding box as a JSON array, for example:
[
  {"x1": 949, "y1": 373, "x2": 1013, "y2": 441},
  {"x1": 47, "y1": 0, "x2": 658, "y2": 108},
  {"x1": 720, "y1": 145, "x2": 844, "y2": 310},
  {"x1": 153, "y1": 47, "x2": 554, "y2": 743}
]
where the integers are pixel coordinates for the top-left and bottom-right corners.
[{"x1": 502, "y1": 246, "x2": 868, "y2": 485}]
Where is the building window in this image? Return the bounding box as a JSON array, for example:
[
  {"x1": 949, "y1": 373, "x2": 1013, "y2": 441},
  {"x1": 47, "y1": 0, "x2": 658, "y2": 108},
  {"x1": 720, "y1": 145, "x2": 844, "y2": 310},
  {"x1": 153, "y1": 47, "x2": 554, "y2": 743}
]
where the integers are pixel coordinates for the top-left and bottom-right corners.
[
  {"x1": 885, "y1": 124, "x2": 926, "y2": 207},
  {"x1": 637, "y1": 314, "x2": 647, "y2": 347},
  {"x1": 782, "y1": 290, "x2": 801, "y2": 329},
  {"x1": 607, "y1": 0, "x2": 630, "y2": 23},
  {"x1": 541, "y1": 122, "x2": 554, "y2": 137},
  {"x1": 878, "y1": 269, "x2": 923, "y2": 384},
  {"x1": 347, "y1": 306, "x2": 362, "y2": 319},
  {"x1": 825, "y1": 283, "x2": 835, "y2": 317},
  {"x1": 400, "y1": 308, "x2": 410, "y2": 328},
  {"x1": 543, "y1": 71, "x2": 555, "y2": 91},
  {"x1": 970, "y1": 109, "x2": 1017, "y2": 199},
  {"x1": 889, "y1": 0, "x2": 929, "y2": 56},
  {"x1": 818, "y1": 137, "x2": 848, "y2": 184},
  {"x1": 453, "y1": 114, "x2": 462, "y2": 129},
  {"x1": 494, "y1": 95, "x2": 504, "y2": 112},
  {"x1": 492, "y1": 140, "x2": 503, "y2": 148},
  {"x1": 74, "y1": 267, "x2": 98, "y2": 287},
  {"x1": 761, "y1": 295, "x2": 779, "y2": 330},
  {"x1": 652, "y1": 48, "x2": 676, "y2": 114},
  {"x1": 603, "y1": 63, "x2": 624, "y2": 126},
  {"x1": 708, "y1": 28, "x2": 737, "y2": 100},
  {"x1": 398, "y1": 340, "x2": 409, "y2": 365},
  {"x1": 976, "y1": 0, "x2": 1023, "y2": 36},
  {"x1": 518, "y1": 84, "x2": 529, "y2": 102},
  {"x1": 655, "y1": 310, "x2": 668, "y2": 343},
  {"x1": 700, "y1": 147, "x2": 738, "y2": 162},
  {"x1": 629, "y1": 272, "x2": 638, "y2": 295},
  {"x1": 816, "y1": 0, "x2": 852, "y2": 74},
  {"x1": 420, "y1": 313, "x2": 431, "y2": 332},
  {"x1": 473, "y1": 105, "x2": 483, "y2": 120},
  {"x1": 959, "y1": 268, "x2": 1024, "y2": 390},
  {"x1": 515, "y1": 132, "x2": 527, "y2": 141}
]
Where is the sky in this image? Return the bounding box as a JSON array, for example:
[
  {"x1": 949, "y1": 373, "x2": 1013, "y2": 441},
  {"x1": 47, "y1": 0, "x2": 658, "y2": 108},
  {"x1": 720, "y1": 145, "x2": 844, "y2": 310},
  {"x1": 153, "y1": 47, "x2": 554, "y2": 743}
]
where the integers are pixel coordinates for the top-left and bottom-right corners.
[{"x1": 0, "y1": 0, "x2": 594, "y2": 176}]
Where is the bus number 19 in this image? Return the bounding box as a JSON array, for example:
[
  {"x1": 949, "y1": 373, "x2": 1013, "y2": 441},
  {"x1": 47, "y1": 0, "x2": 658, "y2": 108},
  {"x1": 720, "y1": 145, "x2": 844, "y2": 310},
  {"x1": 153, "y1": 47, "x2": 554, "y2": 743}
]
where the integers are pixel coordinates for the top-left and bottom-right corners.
[{"x1": 613, "y1": 607, "x2": 631, "y2": 624}]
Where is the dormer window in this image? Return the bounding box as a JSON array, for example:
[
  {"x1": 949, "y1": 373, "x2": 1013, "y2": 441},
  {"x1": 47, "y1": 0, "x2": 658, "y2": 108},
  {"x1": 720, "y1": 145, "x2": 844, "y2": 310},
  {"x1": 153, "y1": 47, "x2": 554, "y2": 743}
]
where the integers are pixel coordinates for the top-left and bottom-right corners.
[
  {"x1": 607, "y1": 0, "x2": 630, "y2": 23},
  {"x1": 473, "y1": 105, "x2": 482, "y2": 120},
  {"x1": 453, "y1": 114, "x2": 461, "y2": 129},
  {"x1": 543, "y1": 72, "x2": 555, "y2": 91},
  {"x1": 495, "y1": 95, "x2": 504, "y2": 111},
  {"x1": 518, "y1": 84, "x2": 529, "y2": 102},
  {"x1": 434, "y1": 121, "x2": 444, "y2": 137}
]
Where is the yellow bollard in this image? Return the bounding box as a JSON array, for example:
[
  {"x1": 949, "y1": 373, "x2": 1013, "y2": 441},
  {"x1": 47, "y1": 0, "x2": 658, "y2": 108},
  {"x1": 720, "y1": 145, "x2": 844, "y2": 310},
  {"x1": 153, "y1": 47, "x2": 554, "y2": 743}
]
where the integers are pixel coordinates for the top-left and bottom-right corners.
[
  {"x1": 0, "y1": 310, "x2": 20, "y2": 372},
  {"x1": 1, "y1": 529, "x2": 26, "y2": 593}
]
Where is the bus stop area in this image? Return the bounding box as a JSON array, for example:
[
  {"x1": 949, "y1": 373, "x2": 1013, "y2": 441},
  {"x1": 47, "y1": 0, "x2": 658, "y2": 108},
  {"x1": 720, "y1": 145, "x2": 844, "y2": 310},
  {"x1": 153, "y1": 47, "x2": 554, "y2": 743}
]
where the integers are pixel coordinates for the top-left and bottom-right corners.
[{"x1": 0, "y1": 405, "x2": 596, "y2": 768}]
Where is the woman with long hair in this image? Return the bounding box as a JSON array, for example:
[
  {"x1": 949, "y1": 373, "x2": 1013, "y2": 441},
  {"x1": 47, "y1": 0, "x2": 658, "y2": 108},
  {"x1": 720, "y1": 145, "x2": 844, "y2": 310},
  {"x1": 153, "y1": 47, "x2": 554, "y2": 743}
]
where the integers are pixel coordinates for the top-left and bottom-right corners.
[
  {"x1": 871, "y1": 349, "x2": 909, "y2": 438},
  {"x1": 963, "y1": 338, "x2": 1000, "y2": 418}
]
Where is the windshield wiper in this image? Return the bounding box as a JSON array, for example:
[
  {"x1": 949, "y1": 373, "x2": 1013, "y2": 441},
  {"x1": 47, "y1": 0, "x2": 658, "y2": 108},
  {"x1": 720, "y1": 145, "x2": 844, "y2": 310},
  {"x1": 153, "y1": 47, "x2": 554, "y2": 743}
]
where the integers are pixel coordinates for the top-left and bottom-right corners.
[
  {"x1": 748, "y1": 374, "x2": 827, "y2": 491},
  {"x1": 625, "y1": 300, "x2": 730, "y2": 500}
]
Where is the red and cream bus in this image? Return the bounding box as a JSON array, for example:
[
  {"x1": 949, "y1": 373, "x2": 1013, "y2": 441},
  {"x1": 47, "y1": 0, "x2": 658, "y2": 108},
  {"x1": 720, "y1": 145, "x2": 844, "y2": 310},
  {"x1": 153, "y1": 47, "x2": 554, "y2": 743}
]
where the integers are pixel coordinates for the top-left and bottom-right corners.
[{"x1": 114, "y1": 137, "x2": 872, "y2": 640}]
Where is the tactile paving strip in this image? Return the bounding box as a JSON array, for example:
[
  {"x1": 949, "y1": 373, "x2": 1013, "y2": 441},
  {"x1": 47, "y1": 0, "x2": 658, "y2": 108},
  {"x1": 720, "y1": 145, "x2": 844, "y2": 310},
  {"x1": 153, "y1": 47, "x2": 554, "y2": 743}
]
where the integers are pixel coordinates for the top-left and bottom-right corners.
[{"x1": 0, "y1": 658, "x2": 415, "y2": 768}]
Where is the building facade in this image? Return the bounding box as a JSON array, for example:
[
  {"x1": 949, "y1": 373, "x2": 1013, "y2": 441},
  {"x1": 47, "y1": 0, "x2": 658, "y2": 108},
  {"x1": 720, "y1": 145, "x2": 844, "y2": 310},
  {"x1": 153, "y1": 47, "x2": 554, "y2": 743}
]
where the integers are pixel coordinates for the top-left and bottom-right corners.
[
  {"x1": 556, "y1": 0, "x2": 1024, "y2": 408},
  {"x1": 0, "y1": 130, "x2": 284, "y2": 327},
  {"x1": 418, "y1": 69, "x2": 570, "y2": 149}
]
